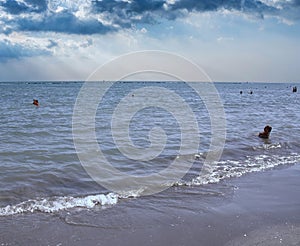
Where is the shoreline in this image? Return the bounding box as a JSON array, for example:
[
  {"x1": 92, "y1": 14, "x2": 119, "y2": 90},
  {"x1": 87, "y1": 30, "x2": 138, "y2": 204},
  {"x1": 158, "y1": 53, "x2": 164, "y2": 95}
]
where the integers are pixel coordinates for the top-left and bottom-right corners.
[{"x1": 1, "y1": 163, "x2": 300, "y2": 245}]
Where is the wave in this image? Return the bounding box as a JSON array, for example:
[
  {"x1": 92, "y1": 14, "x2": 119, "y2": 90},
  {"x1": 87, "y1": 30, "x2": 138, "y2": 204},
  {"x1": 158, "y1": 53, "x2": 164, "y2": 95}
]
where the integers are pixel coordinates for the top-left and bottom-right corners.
[
  {"x1": 1, "y1": 152, "x2": 299, "y2": 216},
  {"x1": 184, "y1": 153, "x2": 300, "y2": 186},
  {"x1": 0, "y1": 193, "x2": 118, "y2": 216},
  {"x1": 252, "y1": 142, "x2": 283, "y2": 150}
]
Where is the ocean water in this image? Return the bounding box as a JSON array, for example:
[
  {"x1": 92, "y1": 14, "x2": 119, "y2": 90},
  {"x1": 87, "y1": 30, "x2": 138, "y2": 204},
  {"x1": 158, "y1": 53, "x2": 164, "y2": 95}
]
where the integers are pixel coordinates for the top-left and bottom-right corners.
[{"x1": 0, "y1": 81, "x2": 299, "y2": 216}]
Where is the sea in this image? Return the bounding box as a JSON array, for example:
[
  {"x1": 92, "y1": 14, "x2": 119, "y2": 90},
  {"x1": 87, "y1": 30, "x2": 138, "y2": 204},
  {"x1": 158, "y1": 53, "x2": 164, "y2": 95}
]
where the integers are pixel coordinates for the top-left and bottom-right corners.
[{"x1": 0, "y1": 81, "x2": 299, "y2": 218}]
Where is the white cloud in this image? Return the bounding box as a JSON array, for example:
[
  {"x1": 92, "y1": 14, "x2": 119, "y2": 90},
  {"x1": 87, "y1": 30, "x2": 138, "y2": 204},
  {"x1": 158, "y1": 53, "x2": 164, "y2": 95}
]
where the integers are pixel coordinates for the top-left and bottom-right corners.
[
  {"x1": 140, "y1": 27, "x2": 147, "y2": 33},
  {"x1": 217, "y1": 36, "x2": 234, "y2": 42},
  {"x1": 48, "y1": 0, "x2": 91, "y2": 14}
]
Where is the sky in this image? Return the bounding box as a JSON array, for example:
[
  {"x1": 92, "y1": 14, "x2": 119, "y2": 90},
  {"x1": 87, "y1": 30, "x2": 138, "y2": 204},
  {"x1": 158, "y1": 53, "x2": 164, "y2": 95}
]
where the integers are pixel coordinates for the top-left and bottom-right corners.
[{"x1": 0, "y1": 0, "x2": 300, "y2": 82}]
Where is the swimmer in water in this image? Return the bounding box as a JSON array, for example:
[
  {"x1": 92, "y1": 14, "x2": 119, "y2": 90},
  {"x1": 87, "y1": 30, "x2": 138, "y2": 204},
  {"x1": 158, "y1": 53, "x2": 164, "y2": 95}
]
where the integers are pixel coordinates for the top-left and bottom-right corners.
[
  {"x1": 293, "y1": 86, "x2": 297, "y2": 93},
  {"x1": 33, "y1": 99, "x2": 39, "y2": 106},
  {"x1": 258, "y1": 125, "x2": 272, "y2": 139}
]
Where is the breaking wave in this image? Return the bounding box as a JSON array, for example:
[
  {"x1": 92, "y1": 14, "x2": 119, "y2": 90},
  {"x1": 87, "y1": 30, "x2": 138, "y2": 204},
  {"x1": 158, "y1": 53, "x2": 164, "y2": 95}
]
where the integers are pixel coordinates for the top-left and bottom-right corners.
[
  {"x1": 0, "y1": 193, "x2": 118, "y2": 216},
  {"x1": 1, "y1": 152, "x2": 299, "y2": 216}
]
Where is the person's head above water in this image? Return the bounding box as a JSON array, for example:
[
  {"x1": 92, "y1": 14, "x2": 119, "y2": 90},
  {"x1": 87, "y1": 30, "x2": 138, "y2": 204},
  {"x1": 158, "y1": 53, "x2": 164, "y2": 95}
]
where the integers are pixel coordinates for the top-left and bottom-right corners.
[
  {"x1": 33, "y1": 99, "x2": 39, "y2": 106},
  {"x1": 258, "y1": 125, "x2": 272, "y2": 139}
]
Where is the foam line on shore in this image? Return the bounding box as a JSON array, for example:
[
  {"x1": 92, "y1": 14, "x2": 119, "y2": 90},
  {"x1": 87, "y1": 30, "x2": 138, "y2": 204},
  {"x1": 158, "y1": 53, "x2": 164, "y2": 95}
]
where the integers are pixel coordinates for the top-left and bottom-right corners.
[
  {"x1": 0, "y1": 193, "x2": 118, "y2": 216},
  {"x1": 1, "y1": 153, "x2": 299, "y2": 216},
  {"x1": 186, "y1": 153, "x2": 300, "y2": 186}
]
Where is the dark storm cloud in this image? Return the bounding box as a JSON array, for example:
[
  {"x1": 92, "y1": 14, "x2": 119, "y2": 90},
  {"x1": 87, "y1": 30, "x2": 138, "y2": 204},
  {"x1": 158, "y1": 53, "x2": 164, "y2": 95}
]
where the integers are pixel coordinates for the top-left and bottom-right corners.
[
  {"x1": 0, "y1": 39, "x2": 51, "y2": 62},
  {"x1": 294, "y1": 0, "x2": 300, "y2": 6},
  {"x1": 16, "y1": 11, "x2": 114, "y2": 34},
  {"x1": 90, "y1": 0, "x2": 297, "y2": 23},
  {"x1": 91, "y1": 0, "x2": 182, "y2": 23},
  {"x1": 0, "y1": 0, "x2": 299, "y2": 35},
  {"x1": 1, "y1": 0, "x2": 30, "y2": 15},
  {"x1": 93, "y1": 0, "x2": 165, "y2": 14},
  {"x1": 1, "y1": 0, "x2": 47, "y2": 14}
]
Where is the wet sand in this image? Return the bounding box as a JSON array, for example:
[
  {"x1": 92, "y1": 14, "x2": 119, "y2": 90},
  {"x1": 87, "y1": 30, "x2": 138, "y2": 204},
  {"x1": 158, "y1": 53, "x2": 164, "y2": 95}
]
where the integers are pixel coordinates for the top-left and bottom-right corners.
[{"x1": 1, "y1": 164, "x2": 300, "y2": 246}]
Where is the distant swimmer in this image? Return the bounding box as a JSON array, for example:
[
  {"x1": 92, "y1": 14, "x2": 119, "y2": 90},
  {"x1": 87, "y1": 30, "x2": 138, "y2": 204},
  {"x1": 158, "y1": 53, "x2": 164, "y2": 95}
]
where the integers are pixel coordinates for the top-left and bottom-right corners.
[
  {"x1": 292, "y1": 86, "x2": 297, "y2": 93},
  {"x1": 258, "y1": 125, "x2": 272, "y2": 139},
  {"x1": 33, "y1": 99, "x2": 39, "y2": 106},
  {"x1": 240, "y1": 91, "x2": 243, "y2": 94}
]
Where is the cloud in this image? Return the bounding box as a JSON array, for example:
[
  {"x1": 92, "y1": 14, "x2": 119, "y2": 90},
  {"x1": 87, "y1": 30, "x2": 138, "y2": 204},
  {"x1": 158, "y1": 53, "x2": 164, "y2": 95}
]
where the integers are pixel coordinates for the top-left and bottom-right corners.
[
  {"x1": 0, "y1": 38, "x2": 51, "y2": 62},
  {"x1": 46, "y1": 39, "x2": 58, "y2": 49},
  {"x1": 91, "y1": 0, "x2": 300, "y2": 25},
  {"x1": 0, "y1": 0, "x2": 299, "y2": 36},
  {"x1": 16, "y1": 11, "x2": 114, "y2": 34},
  {"x1": 217, "y1": 36, "x2": 234, "y2": 42},
  {"x1": 1, "y1": 0, "x2": 47, "y2": 14},
  {"x1": 0, "y1": 0, "x2": 114, "y2": 35}
]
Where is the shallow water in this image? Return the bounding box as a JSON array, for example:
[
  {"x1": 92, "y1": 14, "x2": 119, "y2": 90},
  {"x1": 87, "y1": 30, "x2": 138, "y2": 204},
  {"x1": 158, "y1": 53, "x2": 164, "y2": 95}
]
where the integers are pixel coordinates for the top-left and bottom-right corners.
[{"x1": 0, "y1": 81, "x2": 299, "y2": 215}]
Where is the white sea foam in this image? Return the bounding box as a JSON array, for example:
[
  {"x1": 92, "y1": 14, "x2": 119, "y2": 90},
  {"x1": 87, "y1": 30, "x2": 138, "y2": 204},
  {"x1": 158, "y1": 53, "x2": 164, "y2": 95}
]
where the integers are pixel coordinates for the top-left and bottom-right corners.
[
  {"x1": 0, "y1": 193, "x2": 118, "y2": 216},
  {"x1": 118, "y1": 188, "x2": 145, "y2": 198},
  {"x1": 187, "y1": 153, "x2": 300, "y2": 186},
  {"x1": 252, "y1": 142, "x2": 282, "y2": 150},
  {"x1": 1, "y1": 153, "x2": 299, "y2": 216}
]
